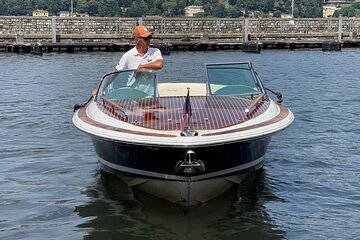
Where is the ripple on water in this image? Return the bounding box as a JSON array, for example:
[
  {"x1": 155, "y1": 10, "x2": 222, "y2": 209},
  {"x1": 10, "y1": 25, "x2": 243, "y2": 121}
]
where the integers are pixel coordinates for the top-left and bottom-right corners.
[
  {"x1": 0, "y1": 51, "x2": 360, "y2": 239},
  {"x1": 0, "y1": 146, "x2": 52, "y2": 159}
]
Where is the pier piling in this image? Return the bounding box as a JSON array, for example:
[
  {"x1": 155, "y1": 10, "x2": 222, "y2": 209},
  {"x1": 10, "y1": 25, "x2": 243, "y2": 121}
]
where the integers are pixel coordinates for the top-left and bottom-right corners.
[
  {"x1": 242, "y1": 42, "x2": 261, "y2": 53},
  {"x1": 322, "y1": 41, "x2": 341, "y2": 51}
]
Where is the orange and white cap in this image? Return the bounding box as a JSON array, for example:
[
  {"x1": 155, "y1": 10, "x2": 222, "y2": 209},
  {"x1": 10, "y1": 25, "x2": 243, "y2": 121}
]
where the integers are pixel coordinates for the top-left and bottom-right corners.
[{"x1": 132, "y1": 25, "x2": 152, "y2": 38}]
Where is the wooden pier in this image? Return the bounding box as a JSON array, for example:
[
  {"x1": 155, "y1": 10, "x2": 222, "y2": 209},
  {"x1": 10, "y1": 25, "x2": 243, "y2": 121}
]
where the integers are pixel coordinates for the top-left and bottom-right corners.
[{"x1": 1, "y1": 40, "x2": 360, "y2": 54}]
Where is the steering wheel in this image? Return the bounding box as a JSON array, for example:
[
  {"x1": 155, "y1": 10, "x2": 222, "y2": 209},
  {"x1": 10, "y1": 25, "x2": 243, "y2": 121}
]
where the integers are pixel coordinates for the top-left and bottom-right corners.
[{"x1": 105, "y1": 87, "x2": 149, "y2": 100}]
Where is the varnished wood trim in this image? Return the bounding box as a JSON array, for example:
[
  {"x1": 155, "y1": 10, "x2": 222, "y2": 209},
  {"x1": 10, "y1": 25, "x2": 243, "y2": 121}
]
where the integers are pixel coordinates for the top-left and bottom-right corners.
[
  {"x1": 77, "y1": 107, "x2": 177, "y2": 138},
  {"x1": 245, "y1": 93, "x2": 265, "y2": 115},
  {"x1": 202, "y1": 104, "x2": 290, "y2": 136},
  {"x1": 98, "y1": 96, "x2": 270, "y2": 131},
  {"x1": 102, "y1": 97, "x2": 128, "y2": 118},
  {"x1": 77, "y1": 98, "x2": 288, "y2": 138}
]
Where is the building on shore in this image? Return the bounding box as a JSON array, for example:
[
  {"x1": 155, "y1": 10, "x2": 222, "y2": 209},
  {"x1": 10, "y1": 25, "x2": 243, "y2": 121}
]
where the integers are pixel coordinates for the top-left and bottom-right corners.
[
  {"x1": 59, "y1": 11, "x2": 70, "y2": 17},
  {"x1": 70, "y1": 12, "x2": 89, "y2": 17},
  {"x1": 281, "y1": 14, "x2": 293, "y2": 19},
  {"x1": 323, "y1": 5, "x2": 338, "y2": 18},
  {"x1": 58, "y1": 10, "x2": 89, "y2": 17},
  {"x1": 32, "y1": 10, "x2": 49, "y2": 17},
  {"x1": 184, "y1": 5, "x2": 204, "y2": 17}
]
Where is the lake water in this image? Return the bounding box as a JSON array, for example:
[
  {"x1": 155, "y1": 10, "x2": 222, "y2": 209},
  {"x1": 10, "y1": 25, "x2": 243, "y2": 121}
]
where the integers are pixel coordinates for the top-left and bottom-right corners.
[{"x1": 0, "y1": 49, "x2": 359, "y2": 240}]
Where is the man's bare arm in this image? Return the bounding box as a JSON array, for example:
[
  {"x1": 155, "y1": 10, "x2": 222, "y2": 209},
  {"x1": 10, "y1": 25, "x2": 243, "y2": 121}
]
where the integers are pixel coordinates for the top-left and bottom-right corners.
[{"x1": 138, "y1": 59, "x2": 164, "y2": 70}]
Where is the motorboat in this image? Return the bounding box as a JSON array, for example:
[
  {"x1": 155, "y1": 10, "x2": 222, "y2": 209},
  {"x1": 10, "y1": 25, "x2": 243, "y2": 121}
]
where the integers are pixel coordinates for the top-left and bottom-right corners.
[{"x1": 72, "y1": 62, "x2": 294, "y2": 206}]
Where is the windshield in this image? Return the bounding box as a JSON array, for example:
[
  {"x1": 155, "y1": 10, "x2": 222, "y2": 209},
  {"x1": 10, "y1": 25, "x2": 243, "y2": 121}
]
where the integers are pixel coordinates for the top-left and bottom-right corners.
[
  {"x1": 96, "y1": 69, "x2": 157, "y2": 101},
  {"x1": 205, "y1": 62, "x2": 262, "y2": 96}
]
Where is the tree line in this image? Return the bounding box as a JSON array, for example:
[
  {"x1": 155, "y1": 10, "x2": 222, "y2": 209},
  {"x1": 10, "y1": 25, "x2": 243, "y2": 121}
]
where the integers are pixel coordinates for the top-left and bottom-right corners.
[
  {"x1": 333, "y1": 3, "x2": 360, "y2": 18},
  {"x1": 3, "y1": 0, "x2": 357, "y2": 18}
]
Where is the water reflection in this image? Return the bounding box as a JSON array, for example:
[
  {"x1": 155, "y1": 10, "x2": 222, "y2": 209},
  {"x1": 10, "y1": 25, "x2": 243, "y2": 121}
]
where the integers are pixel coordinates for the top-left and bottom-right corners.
[{"x1": 75, "y1": 169, "x2": 285, "y2": 240}]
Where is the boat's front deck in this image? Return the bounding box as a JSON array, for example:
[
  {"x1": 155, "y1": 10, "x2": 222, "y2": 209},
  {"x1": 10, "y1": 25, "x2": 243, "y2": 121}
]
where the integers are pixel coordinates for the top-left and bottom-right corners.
[{"x1": 98, "y1": 95, "x2": 270, "y2": 131}]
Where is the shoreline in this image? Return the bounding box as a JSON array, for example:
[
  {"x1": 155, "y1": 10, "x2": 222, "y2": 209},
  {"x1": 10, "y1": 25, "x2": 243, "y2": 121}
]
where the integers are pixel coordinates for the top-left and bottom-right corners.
[{"x1": 1, "y1": 39, "x2": 359, "y2": 54}]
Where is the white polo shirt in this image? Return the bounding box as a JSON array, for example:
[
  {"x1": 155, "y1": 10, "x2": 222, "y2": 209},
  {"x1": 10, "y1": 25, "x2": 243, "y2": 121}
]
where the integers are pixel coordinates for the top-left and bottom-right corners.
[{"x1": 115, "y1": 46, "x2": 163, "y2": 71}]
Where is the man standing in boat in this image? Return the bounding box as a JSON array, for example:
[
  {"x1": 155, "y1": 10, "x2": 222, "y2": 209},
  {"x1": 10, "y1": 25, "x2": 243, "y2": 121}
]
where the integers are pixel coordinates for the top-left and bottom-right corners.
[{"x1": 113, "y1": 25, "x2": 164, "y2": 71}]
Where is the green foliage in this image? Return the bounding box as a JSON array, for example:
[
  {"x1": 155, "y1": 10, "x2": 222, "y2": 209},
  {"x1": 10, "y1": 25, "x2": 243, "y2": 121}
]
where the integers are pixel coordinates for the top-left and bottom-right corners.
[
  {"x1": 295, "y1": 0, "x2": 323, "y2": 18},
  {"x1": 0, "y1": 0, "x2": 325, "y2": 18},
  {"x1": 333, "y1": 4, "x2": 360, "y2": 18},
  {"x1": 127, "y1": 0, "x2": 149, "y2": 17},
  {"x1": 0, "y1": 0, "x2": 70, "y2": 16},
  {"x1": 214, "y1": 3, "x2": 226, "y2": 17}
]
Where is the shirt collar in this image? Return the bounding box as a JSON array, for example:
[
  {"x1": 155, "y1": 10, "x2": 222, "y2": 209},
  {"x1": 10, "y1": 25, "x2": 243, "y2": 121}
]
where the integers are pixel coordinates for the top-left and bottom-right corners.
[{"x1": 133, "y1": 47, "x2": 149, "y2": 57}]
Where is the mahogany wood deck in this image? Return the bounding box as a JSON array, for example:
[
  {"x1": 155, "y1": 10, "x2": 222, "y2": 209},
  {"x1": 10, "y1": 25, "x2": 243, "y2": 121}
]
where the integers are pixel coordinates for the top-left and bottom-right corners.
[{"x1": 98, "y1": 95, "x2": 270, "y2": 131}]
